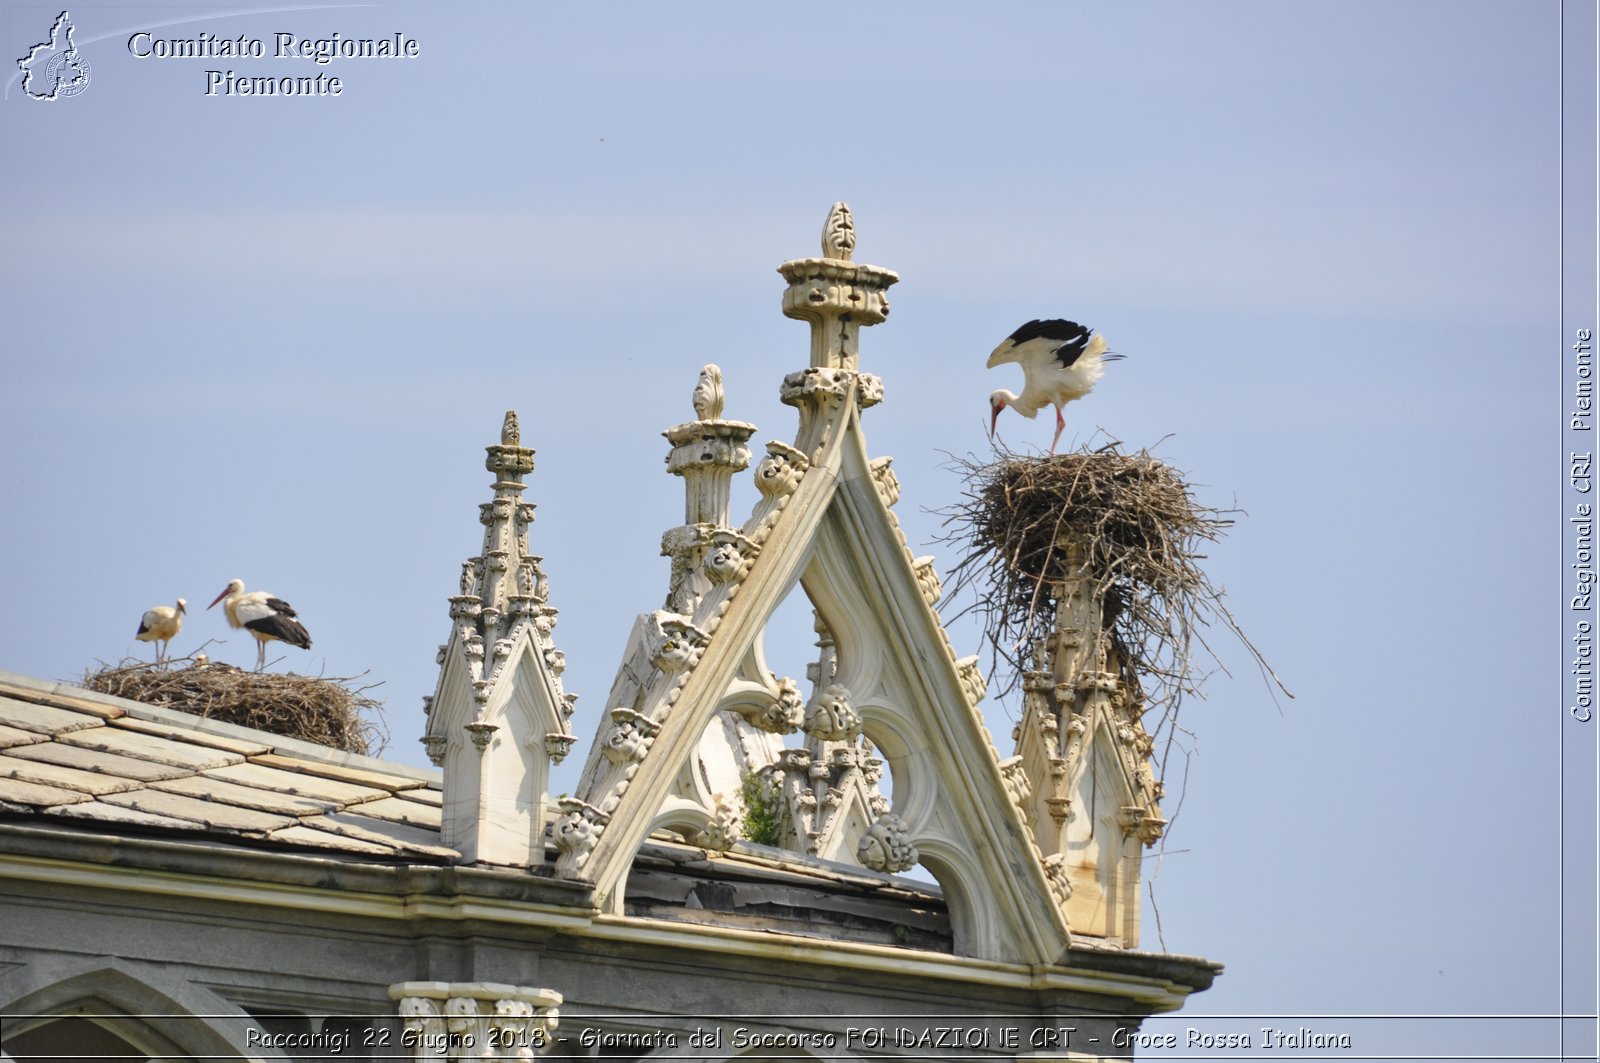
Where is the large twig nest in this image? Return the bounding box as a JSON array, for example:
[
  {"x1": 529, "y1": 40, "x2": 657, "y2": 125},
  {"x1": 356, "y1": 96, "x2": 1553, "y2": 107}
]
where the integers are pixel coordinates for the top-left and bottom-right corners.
[
  {"x1": 940, "y1": 441, "x2": 1286, "y2": 743},
  {"x1": 84, "y1": 655, "x2": 386, "y2": 755}
]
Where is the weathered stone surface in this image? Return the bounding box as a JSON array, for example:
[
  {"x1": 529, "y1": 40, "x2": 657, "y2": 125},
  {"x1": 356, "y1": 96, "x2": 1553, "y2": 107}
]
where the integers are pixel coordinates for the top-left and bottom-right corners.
[
  {"x1": 203, "y1": 762, "x2": 389, "y2": 805},
  {"x1": 98, "y1": 789, "x2": 295, "y2": 833},
  {"x1": 343, "y1": 796, "x2": 441, "y2": 830},
  {"x1": 304, "y1": 812, "x2": 457, "y2": 858},
  {"x1": 268, "y1": 824, "x2": 395, "y2": 856},
  {"x1": 0, "y1": 755, "x2": 144, "y2": 796},
  {"x1": 57, "y1": 728, "x2": 243, "y2": 772},
  {"x1": 5, "y1": 742, "x2": 194, "y2": 782},
  {"x1": 0, "y1": 724, "x2": 47, "y2": 750},
  {"x1": 0, "y1": 777, "x2": 92, "y2": 807},
  {"x1": 45, "y1": 799, "x2": 199, "y2": 829},
  {"x1": 0, "y1": 698, "x2": 101, "y2": 737},
  {"x1": 251, "y1": 753, "x2": 424, "y2": 792},
  {"x1": 152, "y1": 776, "x2": 336, "y2": 817},
  {"x1": 111, "y1": 716, "x2": 274, "y2": 756}
]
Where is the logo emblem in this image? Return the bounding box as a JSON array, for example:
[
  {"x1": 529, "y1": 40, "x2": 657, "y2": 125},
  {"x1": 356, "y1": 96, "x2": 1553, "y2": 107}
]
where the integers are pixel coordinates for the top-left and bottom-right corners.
[{"x1": 18, "y1": 11, "x2": 91, "y2": 101}]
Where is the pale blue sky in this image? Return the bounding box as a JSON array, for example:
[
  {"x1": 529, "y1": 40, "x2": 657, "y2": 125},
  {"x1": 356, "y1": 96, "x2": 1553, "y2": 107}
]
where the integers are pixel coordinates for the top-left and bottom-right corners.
[{"x1": 1, "y1": 1, "x2": 1588, "y2": 1055}]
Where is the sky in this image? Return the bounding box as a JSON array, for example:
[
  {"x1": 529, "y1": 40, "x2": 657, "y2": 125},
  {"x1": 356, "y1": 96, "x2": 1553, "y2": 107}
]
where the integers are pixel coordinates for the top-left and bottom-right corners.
[{"x1": 1, "y1": 1, "x2": 1593, "y2": 1058}]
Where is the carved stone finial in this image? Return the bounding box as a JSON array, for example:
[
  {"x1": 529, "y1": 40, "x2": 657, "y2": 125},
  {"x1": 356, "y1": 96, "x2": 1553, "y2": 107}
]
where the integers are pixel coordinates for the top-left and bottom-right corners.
[
  {"x1": 502, "y1": 409, "x2": 520, "y2": 446},
  {"x1": 692, "y1": 364, "x2": 725, "y2": 421},
  {"x1": 822, "y1": 202, "x2": 856, "y2": 261},
  {"x1": 778, "y1": 204, "x2": 898, "y2": 373}
]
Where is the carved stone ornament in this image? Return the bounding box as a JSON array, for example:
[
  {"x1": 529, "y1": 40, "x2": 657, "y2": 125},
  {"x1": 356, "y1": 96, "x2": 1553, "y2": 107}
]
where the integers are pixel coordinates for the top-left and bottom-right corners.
[
  {"x1": 753, "y1": 440, "x2": 810, "y2": 497},
  {"x1": 532, "y1": 606, "x2": 559, "y2": 637},
  {"x1": 779, "y1": 366, "x2": 858, "y2": 407},
  {"x1": 662, "y1": 420, "x2": 757, "y2": 477},
  {"x1": 553, "y1": 798, "x2": 608, "y2": 860},
  {"x1": 1137, "y1": 812, "x2": 1168, "y2": 846},
  {"x1": 869, "y1": 456, "x2": 900, "y2": 508},
  {"x1": 770, "y1": 676, "x2": 806, "y2": 733},
  {"x1": 1042, "y1": 852, "x2": 1074, "y2": 906},
  {"x1": 485, "y1": 413, "x2": 536, "y2": 478},
  {"x1": 822, "y1": 201, "x2": 856, "y2": 261},
  {"x1": 857, "y1": 812, "x2": 918, "y2": 874},
  {"x1": 690, "y1": 791, "x2": 741, "y2": 852},
  {"x1": 543, "y1": 647, "x2": 566, "y2": 674},
  {"x1": 421, "y1": 734, "x2": 449, "y2": 766},
  {"x1": 802, "y1": 683, "x2": 861, "y2": 741},
  {"x1": 542, "y1": 732, "x2": 577, "y2": 764},
  {"x1": 691, "y1": 363, "x2": 725, "y2": 421},
  {"x1": 464, "y1": 721, "x2": 498, "y2": 752},
  {"x1": 913, "y1": 556, "x2": 942, "y2": 607},
  {"x1": 491, "y1": 999, "x2": 539, "y2": 1062},
  {"x1": 856, "y1": 372, "x2": 885, "y2": 408},
  {"x1": 601, "y1": 708, "x2": 659, "y2": 765},
  {"x1": 956, "y1": 656, "x2": 987, "y2": 705},
  {"x1": 391, "y1": 983, "x2": 561, "y2": 1062},
  {"x1": 778, "y1": 260, "x2": 898, "y2": 330},
  {"x1": 703, "y1": 529, "x2": 757, "y2": 584},
  {"x1": 998, "y1": 756, "x2": 1029, "y2": 810},
  {"x1": 648, "y1": 614, "x2": 708, "y2": 673}
]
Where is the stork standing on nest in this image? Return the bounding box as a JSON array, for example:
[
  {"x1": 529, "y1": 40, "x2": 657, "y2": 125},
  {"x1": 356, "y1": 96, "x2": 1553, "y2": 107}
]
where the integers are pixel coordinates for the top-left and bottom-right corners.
[
  {"x1": 135, "y1": 598, "x2": 186, "y2": 664},
  {"x1": 207, "y1": 579, "x2": 312, "y2": 670},
  {"x1": 987, "y1": 319, "x2": 1124, "y2": 454}
]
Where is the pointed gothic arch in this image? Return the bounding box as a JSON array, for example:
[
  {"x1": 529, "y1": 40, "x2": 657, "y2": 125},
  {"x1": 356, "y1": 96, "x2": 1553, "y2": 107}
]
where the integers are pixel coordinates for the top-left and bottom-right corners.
[{"x1": 0, "y1": 966, "x2": 240, "y2": 1062}]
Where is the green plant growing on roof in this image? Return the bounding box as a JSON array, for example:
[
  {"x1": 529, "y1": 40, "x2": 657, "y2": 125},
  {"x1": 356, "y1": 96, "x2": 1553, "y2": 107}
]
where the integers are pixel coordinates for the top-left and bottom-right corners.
[{"x1": 740, "y1": 770, "x2": 784, "y2": 847}]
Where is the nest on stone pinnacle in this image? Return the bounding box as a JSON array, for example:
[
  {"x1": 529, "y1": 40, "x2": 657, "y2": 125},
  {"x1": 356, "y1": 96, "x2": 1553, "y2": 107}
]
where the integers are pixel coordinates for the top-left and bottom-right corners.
[
  {"x1": 84, "y1": 656, "x2": 386, "y2": 755},
  {"x1": 940, "y1": 441, "x2": 1285, "y2": 743}
]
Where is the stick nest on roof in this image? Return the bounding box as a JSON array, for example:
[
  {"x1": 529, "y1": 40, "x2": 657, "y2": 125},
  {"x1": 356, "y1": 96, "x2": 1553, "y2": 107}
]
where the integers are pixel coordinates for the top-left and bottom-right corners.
[
  {"x1": 83, "y1": 656, "x2": 386, "y2": 756},
  {"x1": 941, "y1": 441, "x2": 1284, "y2": 739}
]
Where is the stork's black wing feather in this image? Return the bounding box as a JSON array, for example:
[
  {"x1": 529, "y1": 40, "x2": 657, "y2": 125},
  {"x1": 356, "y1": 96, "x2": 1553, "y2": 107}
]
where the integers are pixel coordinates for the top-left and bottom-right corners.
[
  {"x1": 264, "y1": 597, "x2": 299, "y2": 618},
  {"x1": 245, "y1": 614, "x2": 313, "y2": 650},
  {"x1": 1006, "y1": 318, "x2": 1090, "y2": 346}
]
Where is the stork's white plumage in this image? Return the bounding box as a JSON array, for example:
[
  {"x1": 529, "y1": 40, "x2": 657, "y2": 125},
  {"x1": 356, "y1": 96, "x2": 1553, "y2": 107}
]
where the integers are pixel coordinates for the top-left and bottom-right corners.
[
  {"x1": 986, "y1": 319, "x2": 1124, "y2": 454},
  {"x1": 135, "y1": 598, "x2": 186, "y2": 664},
  {"x1": 207, "y1": 578, "x2": 312, "y2": 670}
]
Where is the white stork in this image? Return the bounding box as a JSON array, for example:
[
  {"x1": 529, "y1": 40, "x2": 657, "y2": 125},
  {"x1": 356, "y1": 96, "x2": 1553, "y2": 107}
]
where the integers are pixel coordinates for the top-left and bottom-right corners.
[
  {"x1": 134, "y1": 598, "x2": 186, "y2": 664},
  {"x1": 207, "y1": 579, "x2": 312, "y2": 670},
  {"x1": 987, "y1": 319, "x2": 1124, "y2": 454}
]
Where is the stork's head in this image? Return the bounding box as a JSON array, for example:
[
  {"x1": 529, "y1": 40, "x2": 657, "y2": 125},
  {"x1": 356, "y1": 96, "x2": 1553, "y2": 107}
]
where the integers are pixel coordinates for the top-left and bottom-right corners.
[
  {"x1": 208, "y1": 579, "x2": 244, "y2": 610},
  {"x1": 988, "y1": 390, "x2": 1013, "y2": 439},
  {"x1": 176, "y1": 598, "x2": 188, "y2": 615}
]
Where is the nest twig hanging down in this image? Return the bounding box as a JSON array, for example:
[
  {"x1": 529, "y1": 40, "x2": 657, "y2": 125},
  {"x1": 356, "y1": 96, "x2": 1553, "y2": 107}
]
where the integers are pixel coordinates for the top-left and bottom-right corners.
[
  {"x1": 83, "y1": 653, "x2": 387, "y2": 756},
  {"x1": 938, "y1": 441, "x2": 1287, "y2": 746}
]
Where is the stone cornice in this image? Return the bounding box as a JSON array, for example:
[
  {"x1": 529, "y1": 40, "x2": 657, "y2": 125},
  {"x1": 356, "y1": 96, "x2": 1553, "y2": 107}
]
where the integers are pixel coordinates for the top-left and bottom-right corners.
[{"x1": 0, "y1": 822, "x2": 1217, "y2": 1012}]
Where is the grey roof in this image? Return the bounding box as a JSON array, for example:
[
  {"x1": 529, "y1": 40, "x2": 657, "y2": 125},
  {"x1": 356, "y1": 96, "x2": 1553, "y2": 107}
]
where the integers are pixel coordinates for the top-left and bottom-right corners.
[{"x1": 0, "y1": 671, "x2": 454, "y2": 862}]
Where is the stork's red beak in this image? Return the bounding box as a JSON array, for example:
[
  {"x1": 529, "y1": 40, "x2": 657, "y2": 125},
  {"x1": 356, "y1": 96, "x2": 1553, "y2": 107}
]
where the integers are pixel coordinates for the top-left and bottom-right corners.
[
  {"x1": 207, "y1": 588, "x2": 229, "y2": 609},
  {"x1": 988, "y1": 405, "x2": 1001, "y2": 439}
]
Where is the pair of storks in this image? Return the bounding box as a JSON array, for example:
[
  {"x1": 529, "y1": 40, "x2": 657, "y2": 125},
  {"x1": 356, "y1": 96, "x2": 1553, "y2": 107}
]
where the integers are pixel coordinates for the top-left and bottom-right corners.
[{"x1": 136, "y1": 580, "x2": 310, "y2": 669}]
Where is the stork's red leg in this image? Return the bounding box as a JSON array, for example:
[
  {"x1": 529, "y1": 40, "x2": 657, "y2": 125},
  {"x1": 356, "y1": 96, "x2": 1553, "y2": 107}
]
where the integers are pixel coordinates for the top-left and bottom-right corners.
[{"x1": 1050, "y1": 405, "x2": 1066, "y2": 455}]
